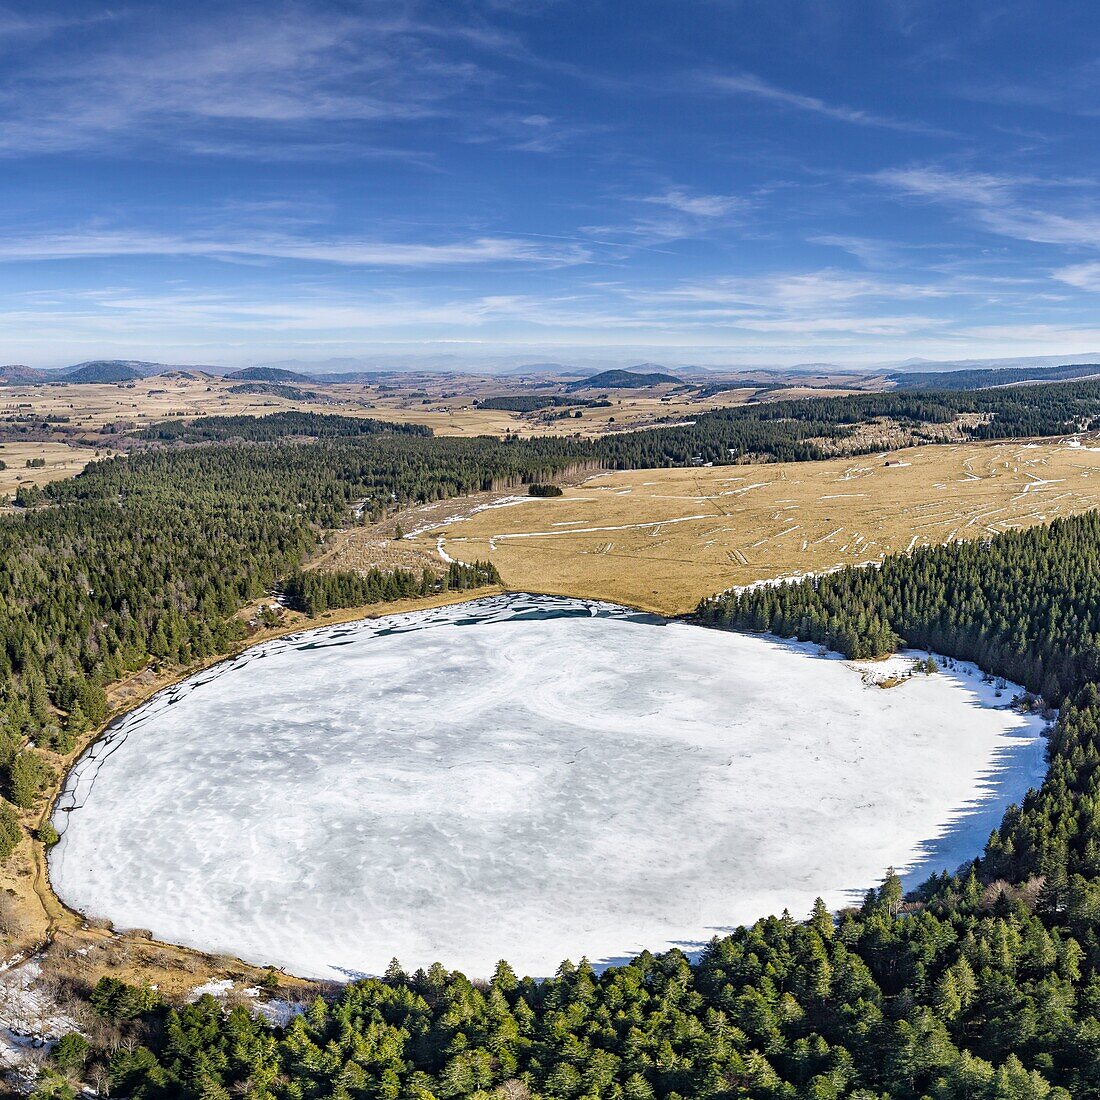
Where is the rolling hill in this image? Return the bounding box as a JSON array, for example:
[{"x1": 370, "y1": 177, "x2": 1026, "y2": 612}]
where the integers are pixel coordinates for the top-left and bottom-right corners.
[
  {"x1": 566, "y1": 367, "x2": 683, "y2": 391},
  {"x1": 224, "y1": 366, "x2": 319, "y2": 384}
]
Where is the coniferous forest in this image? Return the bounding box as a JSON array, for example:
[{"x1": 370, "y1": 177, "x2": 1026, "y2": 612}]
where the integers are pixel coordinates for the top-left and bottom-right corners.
[
  {"x1": 17, "y1": 386, "x2": 1100, "y2": 1098},
  {"x1": 697, "y1": 512, "x2": 1100, "y2": 703},
  {"x1": 282, "y1": 561, "x2": 501, "y2": 615}
]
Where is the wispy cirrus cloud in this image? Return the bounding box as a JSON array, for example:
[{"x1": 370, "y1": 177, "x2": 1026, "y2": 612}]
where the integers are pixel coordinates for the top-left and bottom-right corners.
[
  {"x1": 1052, "y1": 262, "x2": 1100, "y2": 292},
  {"x1": 874, "y1": 165, "x2": 1100, "y2": 247},
  {"x1": 0, "y1": 264, "x2": 1066, "y2": 366},
  {"x1": 706, "y1": 72, "x2": 949, "y2": 135},
  {"x1": 641, "y1": 188, "x2": 746, "y2": 218},
  {"x1": 581, "y1": 186, "x2": 751, "y2": 247},
  {"x1": 0, "y1": 6, "x2": 117, "y2": 45},
  {"x1": 0, "y1": 228, "x2": 590, "y2": 267},
  {"x1": 0, "y1": 3, "x2": 525, "y2": 158},
  {"x1": 5, "y1": 278, "x2": 952, "y2": 343},
  {"x1": 808, "y1": 235, "x2": 910, "y2": 267},
  {"x1": 641, "y1": 269, "x2": 953, "y2": 311}
]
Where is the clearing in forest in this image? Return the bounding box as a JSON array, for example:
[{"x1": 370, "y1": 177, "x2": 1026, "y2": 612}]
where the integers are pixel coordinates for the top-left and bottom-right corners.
[
  {"x1": 421, "y1": 438, "x2": 1100, "y2": 614},
  {"x1": 0, "y1": 441, "x2": 100, "y2": 498}
]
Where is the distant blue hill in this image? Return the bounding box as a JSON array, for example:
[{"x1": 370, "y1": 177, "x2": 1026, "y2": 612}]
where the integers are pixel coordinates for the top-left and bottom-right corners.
[
  {"x1": 566, "y1": 367, "x2": 682, "y2": 391},
  {"x1": 890, "y1": 362, "x2": 1100, "y2": 390},
  {"x1": 224, "y1": 366, "x2": 320, "y2": 384}
]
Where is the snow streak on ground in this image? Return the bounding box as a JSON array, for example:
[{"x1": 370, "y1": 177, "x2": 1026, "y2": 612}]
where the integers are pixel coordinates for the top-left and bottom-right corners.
[
  {"x1": 0, "y1": 959, "x2": 79, "y2": 1080},
  {"x1": 50, "y1": 596, "x2": 1047, "y2": 981}
]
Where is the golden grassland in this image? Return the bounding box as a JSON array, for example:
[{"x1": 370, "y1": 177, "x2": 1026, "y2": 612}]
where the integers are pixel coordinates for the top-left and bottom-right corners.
[
  {"x1": 0, "y1": 441, "x2": 103, "y2": 497},
  {"x1": 0, "y1": 374, "x2": 869, "y2": 442},
  {"x1": 368, "y1": 385, "x2": 794, "y2": 437},
  {"x1": 419, "y1": 438, "x2": 1100, "y2": 615}
]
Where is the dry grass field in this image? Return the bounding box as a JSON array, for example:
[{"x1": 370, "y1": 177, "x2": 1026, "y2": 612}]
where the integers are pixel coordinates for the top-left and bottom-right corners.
[
  {"x1": 0, "y1": 374, "x2": 868, "y2": 442},
  {"x1": 416, "y1": 438, "x2": 1100, "y2": 614},
  {"x1": 0, "y1": 441, "x2": 102, "y2": 497},
  {"x1": 2, "y1": 375, "x2": 419, "y2": 432}
]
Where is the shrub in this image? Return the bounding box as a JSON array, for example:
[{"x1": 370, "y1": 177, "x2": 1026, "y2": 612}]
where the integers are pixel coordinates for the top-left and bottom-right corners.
[
  {"x1": 0, "y1": 801, "x2": 20, "y2": 862},
  {"x1": 89, "y1": 976, "x2": 160, "y2": 1020},
  {"x1": 8, "y1": 749, "x2": 52, "y2": 809},
  {"x1": 52, "y1": 1032, "x2": 90, "y2": 1075}
]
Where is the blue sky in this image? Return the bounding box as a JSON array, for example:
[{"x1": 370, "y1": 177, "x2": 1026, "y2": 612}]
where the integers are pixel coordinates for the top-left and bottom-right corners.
[{"x1": 3, "y1": 1, "x2": 1100, "y2": 368}]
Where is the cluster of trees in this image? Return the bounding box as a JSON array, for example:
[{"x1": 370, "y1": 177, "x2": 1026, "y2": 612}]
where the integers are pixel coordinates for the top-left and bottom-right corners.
[
  {"x1": 131, "y1": 379, "x2": 1100, "y2": 472},
  {"x1": 227, "y1": 383, "x2": 324, "y2": 400},
  {"x1": 0, "y1": 424, "x2": 598, "y2": 819},
  {"x1": 477, "y1": 396, "x2": 612, "y2": 413},
  {"x1": 890, "y1": 363, "x2": 1100, "y2": 391},
  {"x1": 137, "y1": 411, "x2": 431, "y2": 443},
  {"x1": 697, "y1": 511, "x2": 1100, "y2": 703},
  {"x1": 282, "y1": 561, "x2": 500, "y2": 615},
  {"x1": 584, "y1": 380, "x2": 1100, "y2": 466}
]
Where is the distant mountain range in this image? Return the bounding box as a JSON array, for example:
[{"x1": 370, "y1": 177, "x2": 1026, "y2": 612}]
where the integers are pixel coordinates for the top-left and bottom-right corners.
[
  {"x1": 65, "y1": 361, "x2": 159, "y2": 383},
  {"x1": 5, "y1": 352, "x2": 1100, "y2": 389},
  {"x1": 0, "y1": 365, "x2": 51, "y2": 383},
  {"x1": 0, "y1": 360, "x2": 220, "y2": 384},
  {"x1": 879, "y1": 352, "x2": 1100, "y2": 373}
]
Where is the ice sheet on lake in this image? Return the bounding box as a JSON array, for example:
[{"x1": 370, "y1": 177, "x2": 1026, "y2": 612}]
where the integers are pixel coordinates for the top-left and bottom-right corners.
[{"x1": 50, "y1": 594, "x2": 1047, "y2": 980}]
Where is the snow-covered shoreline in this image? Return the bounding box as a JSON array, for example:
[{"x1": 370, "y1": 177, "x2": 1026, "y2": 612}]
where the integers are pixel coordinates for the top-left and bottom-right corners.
[{"x1": 50, "y1": 594, "x2": 1047, "y2": 981}]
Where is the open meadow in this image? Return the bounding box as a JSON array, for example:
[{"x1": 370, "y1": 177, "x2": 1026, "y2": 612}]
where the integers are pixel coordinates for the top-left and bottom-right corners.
[
  {"x1": 420, "y1": 437, "x2": 1100, "y2": 613},
  {"x1": 0, "y1": 372, "x2": 872, "y2": 444},
  {"x1": 0, "y1": 440, "x2": 101, "y2": 498}
]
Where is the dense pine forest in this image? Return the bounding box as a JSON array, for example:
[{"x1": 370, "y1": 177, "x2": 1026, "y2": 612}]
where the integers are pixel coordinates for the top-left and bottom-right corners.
[
  {"x1": 136, "y1": 411, "x2": 432, "y2": 442},
  {"x1": 0, "y1": 431, "x2": 590, "y2": 810},
  {"x1": 17, "y1": 383, "x2": 1100, "y2": 1097},
  {"x1": 282, "y1": 561, "x2": 501, "y2": 615},
  {"x1": 889, "y1": 362, "x2": 1100, "y2": 390}
]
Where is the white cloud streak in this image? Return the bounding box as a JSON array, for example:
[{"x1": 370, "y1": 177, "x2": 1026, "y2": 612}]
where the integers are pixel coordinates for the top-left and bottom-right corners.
[
  {"x1": 0, "y1": 4, "x2": 509, "y2": 157},
  {"x1": 875, "y1": 165, "x2": 1100, "y2": 248},
  {"x1": 708, "y1": 72, "x2": 948, "y2": 135},
  {"x1": 0, "y1": 230, "x2": 590, "y2": 267},
  {"x1": 642, "y1": 189, "x2": 746, "y2": 218}
]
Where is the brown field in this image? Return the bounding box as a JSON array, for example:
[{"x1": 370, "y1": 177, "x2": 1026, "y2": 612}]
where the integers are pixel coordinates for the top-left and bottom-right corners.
[
  {"x1": 0, "y1": 441, "x2": 102, "y2": 497},
  {"x1": 415, "y1": 438, "x2": 1100, "y2": 615},
  {"x1": 0, "y1": 373, "x2": 870, "y2": 442}
]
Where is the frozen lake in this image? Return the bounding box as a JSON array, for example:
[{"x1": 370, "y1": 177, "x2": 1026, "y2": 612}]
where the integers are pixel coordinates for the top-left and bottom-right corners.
[{"x1": 50, "y1": 594, "x2": 1047, "y2": 980}]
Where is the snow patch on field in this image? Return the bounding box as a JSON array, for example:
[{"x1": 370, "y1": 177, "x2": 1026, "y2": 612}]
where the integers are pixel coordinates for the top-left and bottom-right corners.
[
  {"x1": 0, "y1": 959, "x2": 79, "y2": 1080},
  {"x1": 50, "y1": 595, "x2": 1047, "y2": 981},
  {"x1": 407, "y1": 495, "x2": 532, "y2": 539},
  {"x1": 187, "y1": 978, "x2": 234, "y2": 1002}
]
